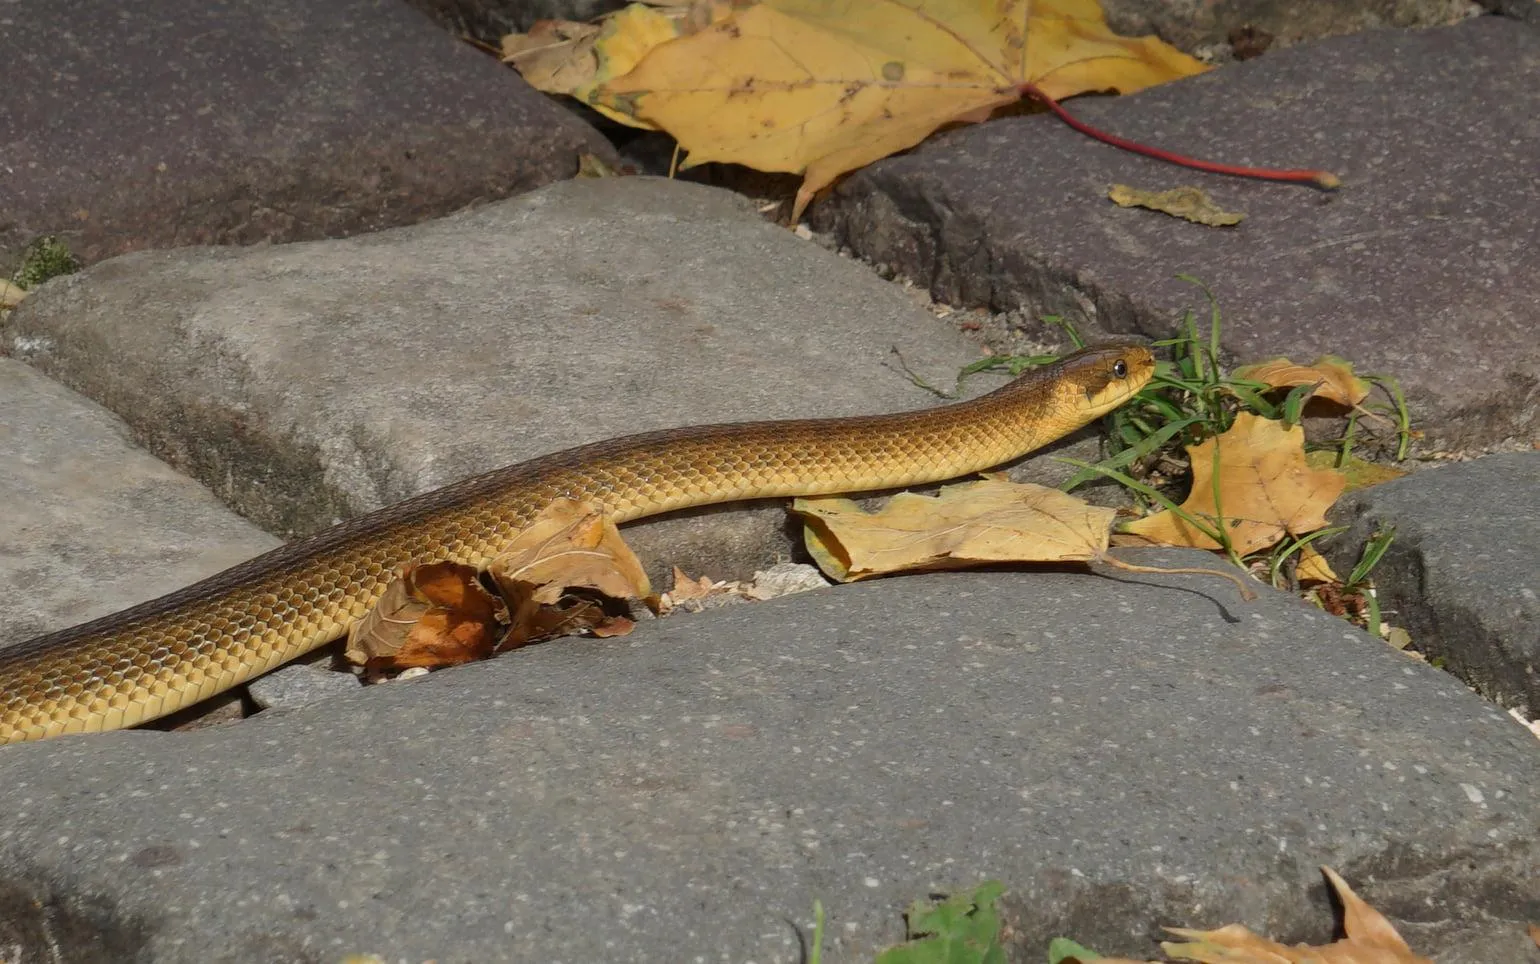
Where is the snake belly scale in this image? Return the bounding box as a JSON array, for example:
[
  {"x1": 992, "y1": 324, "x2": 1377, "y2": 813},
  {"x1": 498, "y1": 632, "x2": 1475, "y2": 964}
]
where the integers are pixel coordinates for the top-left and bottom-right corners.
[{"x1": 0, "y1": 344, "x2": 1154, "y2": 744}]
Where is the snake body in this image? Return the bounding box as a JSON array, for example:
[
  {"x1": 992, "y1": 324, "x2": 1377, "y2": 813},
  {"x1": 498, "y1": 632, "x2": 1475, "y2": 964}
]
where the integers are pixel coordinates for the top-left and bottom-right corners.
[{"x1": 0, "y1": 344, "x2": 1153, "y2": 744}]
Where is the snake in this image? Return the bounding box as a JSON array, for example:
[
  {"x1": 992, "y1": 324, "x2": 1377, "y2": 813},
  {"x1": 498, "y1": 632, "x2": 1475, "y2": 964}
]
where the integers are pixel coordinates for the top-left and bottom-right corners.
[{"x1": 0, "y1": 344, "x2": 1153, "y2": 744}]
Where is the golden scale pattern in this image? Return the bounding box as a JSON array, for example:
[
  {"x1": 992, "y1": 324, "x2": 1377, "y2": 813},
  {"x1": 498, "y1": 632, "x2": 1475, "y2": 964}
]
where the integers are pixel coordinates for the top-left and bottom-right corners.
[{"x1": 0, "y1": 346, "x2": 1152, "y2": 743}]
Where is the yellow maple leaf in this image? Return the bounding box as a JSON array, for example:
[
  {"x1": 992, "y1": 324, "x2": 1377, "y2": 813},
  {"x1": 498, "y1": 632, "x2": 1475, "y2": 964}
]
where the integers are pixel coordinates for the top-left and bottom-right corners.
[
  {"x1": 593, "y1": 0, "x2": 1208, "y2": 218},
  {"x1": 1124, "y1": 413, "x2": 1347, "y2": 555},
  {"x1": 794, "y1": 478, "x2": 1116, "y2": 582}
]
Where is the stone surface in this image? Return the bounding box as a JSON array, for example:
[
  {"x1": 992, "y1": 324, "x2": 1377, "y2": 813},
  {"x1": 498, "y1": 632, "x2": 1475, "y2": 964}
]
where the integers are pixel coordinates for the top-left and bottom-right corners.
[
  {"x1": 2, "y1": 176, "x2": 1041, "y2": 584},
  {"x1": 0, "y1": 556, "x2": 1534, "y2": 963},
  {"x1": 0, "y1": 359, "x2": 279, "y2": 648},
  {"x1": 812, "y1": 16, "x2": 1540, "y2": 452},
  {"x1": 1325, "y1": 452, "x2": 1540, "y2": 716},
  {"x1": 1101, "y1": 0, "x2": 1483, "y2": 54},
  {"x1": 0, "y1": 0, "x2": 616, "y2": 277},
  {"x1": 246, "y1": 663, "x2": 362, "y2": 712}
]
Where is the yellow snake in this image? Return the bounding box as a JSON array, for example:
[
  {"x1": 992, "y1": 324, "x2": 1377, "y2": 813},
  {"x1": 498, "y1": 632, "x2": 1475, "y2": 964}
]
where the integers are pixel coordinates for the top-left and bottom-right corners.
[{"x1": 0, "y1": 344, "x2": 1153, "y2": 744}]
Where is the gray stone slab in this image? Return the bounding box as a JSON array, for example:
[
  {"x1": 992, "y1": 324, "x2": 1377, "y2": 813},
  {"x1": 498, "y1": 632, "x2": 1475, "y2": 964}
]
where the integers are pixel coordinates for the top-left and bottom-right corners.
[
  {"x1": 0, "y1": 0, "x2": 616, "y2": 276},
  {"x1": 1101, "y1": 0, "x2": 1485, "y2": 54},
  {"x1": 0, "y1": 359, "x2": 279, "y2": 647},
  {"x1": 1325, "y1": 452, "x2": 1540, "y2": 716},
  {"x1": 246, "y1": 663, "x2": 363, "y2": 713},
  {"x1": 811, "y1": 16, "x2": 1540, "y2": 452},
  {"x1": 2, "y1": 176, "x2": 1032, "y2": 583},
  {"x1": 0, "y1": 556, "x2": 1533, "y2": 962}
]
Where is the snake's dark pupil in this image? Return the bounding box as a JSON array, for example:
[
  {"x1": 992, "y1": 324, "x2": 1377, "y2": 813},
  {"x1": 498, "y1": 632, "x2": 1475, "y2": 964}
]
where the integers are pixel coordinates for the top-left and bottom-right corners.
[{"x1": 1113, "y1": 359, "x2": 1128, "y2": 378}]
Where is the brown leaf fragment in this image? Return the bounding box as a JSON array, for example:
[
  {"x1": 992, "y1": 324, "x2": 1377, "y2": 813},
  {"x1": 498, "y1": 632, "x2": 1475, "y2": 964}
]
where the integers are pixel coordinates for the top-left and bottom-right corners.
[
  {"x1": 1157, "y1": 867, "x2": 1432, "y2": 964},
  {"x1": 1124, "y1": 413, "x2": 1347, "y2": 556},
  {"x1": 1322, "y1": 866, "x2": 1422, "y2": 954},
  {"x1": 1108, "y1": 183, "x2": 1244, "y2": 227},
  {"x1": 500, "y1": 18, "x2": 604, "y2": 95},
  {"x1": 1528, "y1": 922, "x2": 1539, "y2": 948},
  {"x1": 345, "y1": 561, "x2": 507, "y2": 671},
  {"x1": 1231, "y1": 356, "x2": 1372, "y2": 408},
  {"x1": 488, "y1": 499, "x2": 652, "y2": 648},
  {"x1": 658, "y1": 566, "x2": 749, "y2": 614},
  {"x1": 794, "y1": 479, "x2": 1115, "y2": 582}
]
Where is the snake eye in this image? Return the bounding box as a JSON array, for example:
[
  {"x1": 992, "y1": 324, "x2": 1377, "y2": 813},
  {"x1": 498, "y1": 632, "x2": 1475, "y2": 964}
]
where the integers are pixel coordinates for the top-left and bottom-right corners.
[{"x1": 1113, "y1": 359, "x2": 1129, "y2": 378}]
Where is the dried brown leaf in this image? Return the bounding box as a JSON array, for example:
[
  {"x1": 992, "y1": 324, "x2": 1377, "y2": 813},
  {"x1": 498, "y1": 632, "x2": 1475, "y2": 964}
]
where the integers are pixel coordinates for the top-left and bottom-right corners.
[
  {"x1": 1158, "y1": 867, "x2": 1432, "y2": 964},
  {"x1": 1108, "y1": 184, "x2": 1244, "y2": 226},
  {"x1": 488, "y1": 499, "x2": 652, "y2": 648},
  {"x1": 345, "y1": 561, "x2": 506, "y2": 671}
]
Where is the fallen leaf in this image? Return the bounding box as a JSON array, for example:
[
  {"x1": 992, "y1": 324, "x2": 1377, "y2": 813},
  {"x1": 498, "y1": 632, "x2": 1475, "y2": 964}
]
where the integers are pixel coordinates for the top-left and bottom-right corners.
[
  {"x1": 658, "y1": 565, "x2": 749, "y2": 613},
  {"x1": 577, "y1": 152, "x2": 626, "y2": 177},
  {"x1": 0, "y1": 280, "x2": 27, "y2": 308},
  {"x1": 1295, "y1": 542, "x2": 1338, "y2": 585},
  {"x1": 1058, "y1": 868, "x2": 1432, "y2": 964},
  {"x1": 1528, "y1": 922, "x2": 1539, "y2": 948},
  {"x1": 794, "y1": 478, "x2": 1116, "y2": 582},
  {"x1": 1304, "y1": 451, "x2": 1408, "y2": 492},
  {"x1": 344, "y1": 561, "x2": 507, "y2": 670},
  {"x1": 1231, "y1": 356, "x2": 1372, "y2": 408},
  {"x1": 502, "y1": 2, "x2": 738, "y2": 128},
  {"x1": 1108, "y1": 184, "x2": 1244, "y2": 226},
  {"x1": 594, "y1": 0, "x2": 1207, "y2": 218},
  {"x1": 1158, "y1": 867, "x2": 1432, "y2": 963},
  {"x1": 501, "y1": 18, "x2": 603, "y2": 95},
  {"x1": 1125, "y1": 413, "x2": 1347, "y2": 555},
  {"x1": 488, "y1": 499, "x2": 652, "y2": 647}
]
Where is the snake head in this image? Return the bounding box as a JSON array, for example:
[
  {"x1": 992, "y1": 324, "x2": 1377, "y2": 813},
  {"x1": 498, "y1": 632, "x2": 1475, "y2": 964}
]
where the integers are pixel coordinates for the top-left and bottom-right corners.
[{"x1": 1063, "y1": 343, "x2": 1156, "y2": 416}]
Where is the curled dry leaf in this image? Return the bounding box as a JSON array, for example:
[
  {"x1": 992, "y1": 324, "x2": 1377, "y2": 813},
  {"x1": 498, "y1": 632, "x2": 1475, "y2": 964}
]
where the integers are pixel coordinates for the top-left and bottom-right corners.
[
  {"x1": 1231, "y1": 355, "x2": 1372, "y2": 408},
  {"x1": 1070, "y1": 867, "x2": 1432, "y2": 963},
  {"x1": 1158, "y1": 866, "x2": 1432, "y2": 963},
  {"x1": 1124, "y1": 413, "x2": 1347, "y2": 556},
  {"x1": 658, "y1": 565, "x2": 750, "y2": 614},
  {"x1": 345, "y1": 561, "x2": 507, "y2": 671},
  {"x1": 488, "y1": 498, "x2": 652, "y2": 648},
  {"x1": 1108, "y1": 183, "x2": 1245, "y2": 226},
  {"x1": 501, "y1": 1, "x2": 738, "y2": 128},
  {"x1": 592, "y1": 0, "x2": 1207, "y2": 218},
  {"x1": 794, "y1": 478, "x2": 1116, "y2": 582}
]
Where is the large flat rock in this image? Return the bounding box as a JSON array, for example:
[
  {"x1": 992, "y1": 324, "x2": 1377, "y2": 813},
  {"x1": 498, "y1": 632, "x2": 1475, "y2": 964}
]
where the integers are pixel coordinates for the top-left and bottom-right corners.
[
  {"x1": 0, "y1": 0, "x2": 616, "y2": 275},
  {"x1": 812, "y1": 16, "x2": 1540, "y2": 451},
  {"x1": 1326, "y1": 452, "x2": 1540, "y2": 716},
  {"x1": 0, "y1": 359, "x2": 278, "y2": 646},
  {"x1": 3, "y1": 177, "x2": 1023, "y2": 582},
  {"x1": 0, "y1": 559, "x2": 1533, "y2": 962}
]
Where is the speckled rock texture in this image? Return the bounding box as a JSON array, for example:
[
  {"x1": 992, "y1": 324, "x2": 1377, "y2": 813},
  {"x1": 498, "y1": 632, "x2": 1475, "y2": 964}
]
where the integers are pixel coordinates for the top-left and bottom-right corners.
[
  {"x1": 0, "y1": 0, "x2": 616, "y2": 276},
  {"x1": 0, "y1": 560, "x2": 1534, "y2": 962}
]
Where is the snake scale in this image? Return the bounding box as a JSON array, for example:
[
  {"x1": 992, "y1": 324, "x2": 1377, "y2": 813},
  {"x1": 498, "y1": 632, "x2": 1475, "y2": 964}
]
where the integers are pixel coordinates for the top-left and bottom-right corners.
[{"x1": 0, "y1": 344, "x2": 1154, "y2": 744}]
